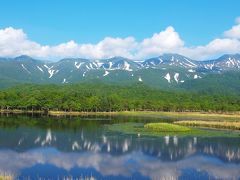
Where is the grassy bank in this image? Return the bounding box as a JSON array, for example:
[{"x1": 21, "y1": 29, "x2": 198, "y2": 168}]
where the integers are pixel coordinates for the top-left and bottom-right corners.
[
  {"x1": 144, "y1": 123, "x2": 191, "y2": 132},
  {"x1": 106, "y1": 122, "x2": 240, "y2": 137},
  {"x1": 1, "y1": 110, "x2": 240, "y2": 121},
  {"x1": 0, "y1": 109, "x2": 43, "y2": 114},
  {"x1": 116, "y1": 111, "x2": 240, "y2": 121},
  {"x1": 48, "y1": 110, "x2": 240, "y2": 117},
  {"x1": 48, "y1": 111, "x2": 117, "y2": 116},
  {"x1": 49, "y1": 110, "x2": 240, "y2": 121},
  {"x1": 175, "y1": 120, "x2": 240, "y2": 130}
]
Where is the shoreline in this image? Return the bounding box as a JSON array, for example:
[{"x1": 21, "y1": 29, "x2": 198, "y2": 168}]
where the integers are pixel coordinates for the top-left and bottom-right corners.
[
  {"x1": 1, "y1": 109, "x2": 240, "y2": 118},
  {"x1": 1, "y1": 109, "x2": 240, "y2": 135}
]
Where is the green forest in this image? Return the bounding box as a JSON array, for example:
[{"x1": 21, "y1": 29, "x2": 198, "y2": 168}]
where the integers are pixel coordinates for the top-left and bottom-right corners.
[{"x1": 0, "y1": 83, "x2": 239, "y2": 112}]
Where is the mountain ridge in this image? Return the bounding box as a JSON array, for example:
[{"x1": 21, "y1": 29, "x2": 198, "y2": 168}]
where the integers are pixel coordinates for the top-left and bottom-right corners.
[{"x1": 0, "y1": 53, "x2": 239, "y2": 93}]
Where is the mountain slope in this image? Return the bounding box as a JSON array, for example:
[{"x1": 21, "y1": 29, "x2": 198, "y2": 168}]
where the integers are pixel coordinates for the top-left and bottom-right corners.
[
  {"x1": 179, "y1": 71, "x2": 240, "y2": 95},
  {"x1": 0, "y1": 54, "x2": 239, "y2": 94}
]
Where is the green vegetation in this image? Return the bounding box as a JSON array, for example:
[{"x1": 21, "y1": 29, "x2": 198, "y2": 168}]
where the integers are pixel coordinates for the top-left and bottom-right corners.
[
  {"x1": 175, "y1": 120, "x2": 240, "y2": 130},
  {"x1": 0, "y1": 83, "x2": 240, "y2": 112},
  {"x1": 106, "y1": 123, "x2": 240, "y2": 137},
  {"x1": 180, "y1": 71, "x2": 240, "y2": 96},
  {"x1": 144, "y1": 123, "x2": 191, "y2": 132}
]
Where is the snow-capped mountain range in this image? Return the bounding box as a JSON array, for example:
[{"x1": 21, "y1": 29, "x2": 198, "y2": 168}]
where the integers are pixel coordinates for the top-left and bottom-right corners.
[{"x1": 0, "y1": 53, "x2": 240, "y2": 88}]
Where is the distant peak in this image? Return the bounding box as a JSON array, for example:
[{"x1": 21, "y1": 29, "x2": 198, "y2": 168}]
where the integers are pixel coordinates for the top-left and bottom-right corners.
[
  {"x1": 162, "y1": 53, "x2": 180, "y2": 56},
  {"x1": 109, "y1": 56, "x2": 128, "y2": 60},
  {"x1": 161, "y1": 53, "x2": 189, "y2": 58},
  {"x1": 59, "y1": 57, "x2": 89, "y2": 62},
  {"x1": 217, "y1": 53, "x2": 240, "y2": 60},
  {"x1": 15, "y1": 55, "x2": 33, "y2": 60}
]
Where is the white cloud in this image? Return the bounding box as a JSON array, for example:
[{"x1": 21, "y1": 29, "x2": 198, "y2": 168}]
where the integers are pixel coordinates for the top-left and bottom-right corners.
[
  {"x1": 224, "y1": 24, "x2": 240, "y2": 39},
  {"x1": 1, "y1": 150, "x2": 240, "y2": 179},
  {"x1": 0, "y1": 26, "x2": 185, "y2": 60},
  {"x1": 136, "y1": 26, "x2": 184, "y2": 58},
  {"x1": 1, "y1": 17, "x2": 240, "y2": 60},
  {"x1": 179, "y1": 38, "x2": 240, "y2": 60},
  {"x1": 223, "y1": 17, "x2": 240, "y2": 40},
  {"x1": 0, "y1": 27, "x2": 43, "y2": 57}
]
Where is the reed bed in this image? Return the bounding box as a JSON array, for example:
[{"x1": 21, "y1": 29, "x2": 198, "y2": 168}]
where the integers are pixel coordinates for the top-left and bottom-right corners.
[{"x1": 174, "y1": 120, "x2": 240, "y2": 130}]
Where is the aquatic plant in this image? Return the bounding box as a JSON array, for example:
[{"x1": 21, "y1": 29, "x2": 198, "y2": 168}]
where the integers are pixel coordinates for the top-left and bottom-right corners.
[{"x1": 144, "y1": 123, "x2": 191, "y2": 132}]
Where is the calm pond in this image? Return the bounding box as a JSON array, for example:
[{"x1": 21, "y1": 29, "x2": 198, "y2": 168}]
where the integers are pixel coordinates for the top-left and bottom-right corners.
[{"x1": 0, "y1": 114, "x2": 240, "y2": 180}]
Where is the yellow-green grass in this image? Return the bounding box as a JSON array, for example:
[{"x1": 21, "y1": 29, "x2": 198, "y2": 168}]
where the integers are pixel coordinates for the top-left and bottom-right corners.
[
  {"x1": 175, "y1": 120, "x2": 240, "y2": 130},
  {"x1": 48, "y1": 110, "x2": 240, "y2": 120},
  {"x1": 106, "y1": 123, "x2": 240, "y2": 137},
  {"x1": 1, "y1": 110, "x2": 240, "y2": 121},
  {"x1": 117, "y1": 111, "x2": 240, "y2": 121},
  {"x1": 0, "y1": 109, "x2": 42, "y2": 114},
  {"x1": 48, "y1": 111, "x2": 117, "y2": 116},
  {"x1": 144, "y1": 123, "x2": 191, "y2": 132},
  {"x1": 118, "y1": 111, "x2": 240, "y2": 117}
]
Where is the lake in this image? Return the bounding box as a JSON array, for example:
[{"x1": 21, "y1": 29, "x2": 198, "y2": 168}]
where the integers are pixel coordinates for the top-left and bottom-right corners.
[{"x1": 0, "y1": 114, "x2": 240, "y2": 180}]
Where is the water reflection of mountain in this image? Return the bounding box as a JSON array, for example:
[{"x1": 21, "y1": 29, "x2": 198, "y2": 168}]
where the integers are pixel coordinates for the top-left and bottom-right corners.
[
  {"x1": 0, "y1": 149, "x2": 240, "y2": 180},
  {"x1": 0, "y1": 114, "x2": 240, "y2": 179},
  {"x1": 0, "y1": 126, "x2": 240, "y2": 163}
]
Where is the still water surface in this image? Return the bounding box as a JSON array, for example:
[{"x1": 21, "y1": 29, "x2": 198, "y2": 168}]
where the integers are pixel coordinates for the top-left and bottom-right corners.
[{"x1": 0, "y1": 114, "x2": 240, "y2": 180}]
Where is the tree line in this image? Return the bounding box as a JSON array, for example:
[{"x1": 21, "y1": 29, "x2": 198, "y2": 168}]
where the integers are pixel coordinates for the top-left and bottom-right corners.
[{"x1": 0, "y1": 83, "x2": 239, "y2": 112}]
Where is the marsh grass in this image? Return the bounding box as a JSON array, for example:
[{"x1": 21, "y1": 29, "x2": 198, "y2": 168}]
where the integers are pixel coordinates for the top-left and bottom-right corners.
[
  {"x1": 116, "y1": 111, "x2": 240, "y2": 121},
  {"x1": 144, "y1": 123, "x2": 191, "y2": 132},
  {"x1": 106, "y1": 122, "x2": 240, "y2": 137},
  {"x1": 175, "y1": 120, "x2": 240, "y2": 130},
  {"x1": 48, "y1": 111, "x2": 116, "y2": 116},
  {"x1": 1, "y1": 110, "x2": 240, "y2": 121}
]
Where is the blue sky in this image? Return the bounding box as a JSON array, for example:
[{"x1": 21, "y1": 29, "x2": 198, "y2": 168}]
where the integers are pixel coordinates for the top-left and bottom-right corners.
[{"x1": 0, "y1": 0, "x2": 240, "y2": 60}]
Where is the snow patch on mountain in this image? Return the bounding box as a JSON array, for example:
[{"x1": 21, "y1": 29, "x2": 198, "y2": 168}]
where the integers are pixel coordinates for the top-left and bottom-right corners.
[
  {"x1": 164, "y1": 73, "x2": 171, "y2": 83},
  {"x1": 44, "y1": 64, "x2": 58, "y2": 78},
  {"x1": 37, "y1": 66, "x2": 44, "y2": 73},
  {"x1": 188, "y1": 69, "x2": 195, "y2": 73},
  {"x1": 44, "y1": 65, "x2": 53, "y2": 69},
  {"x1": 21, "y1": 64, "x2": 31, "y2": 74},
  {"x1": 174, "y1": 73, "x2": 179, "y2": 83},
  {"x1": 89, "y1": 63, "x2": 94, "y2": 69},
  {"x1": 103, "y1": 71, "x2": 109, "y2": 77},
  {"x1": 62, "y1": 78, "x2": 68, "y2": 84},
  {"x1": 204, "y1": 64, "x2": 214, "y2": 70},
  {"x1": 194, "y1": 74, "x2": 201, "y2": 79},
  {"x1": 109, "y1": 62, "x2": 113, "y2": 69},
  {"x1": 96, "y1": 62, "x2": 104, "y2": 67},
  {"x1": 75, "y1": 62, "x2": 84, "y2": 69},
  {"x1": 49, "y1": 70, "x2": 58, "y2": 78},
  {"x1": 225, "y1": 58, "x2": 240, "y2": 68},
  {"x1": 123, "y1": 61, "x2": 132, "y2": 71},
  {"x1": 227, "y1": 58, "x2": 235, "y2": 66},
  {"x1": 92, "y1": 62, "x2": 99, "y2": 68},
  {"x1": 184, "y1": 58, "x2": 197, "y2": 67},
  {"x1": 158, "y1": 58, "x2": 163, "y2": 63}
]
